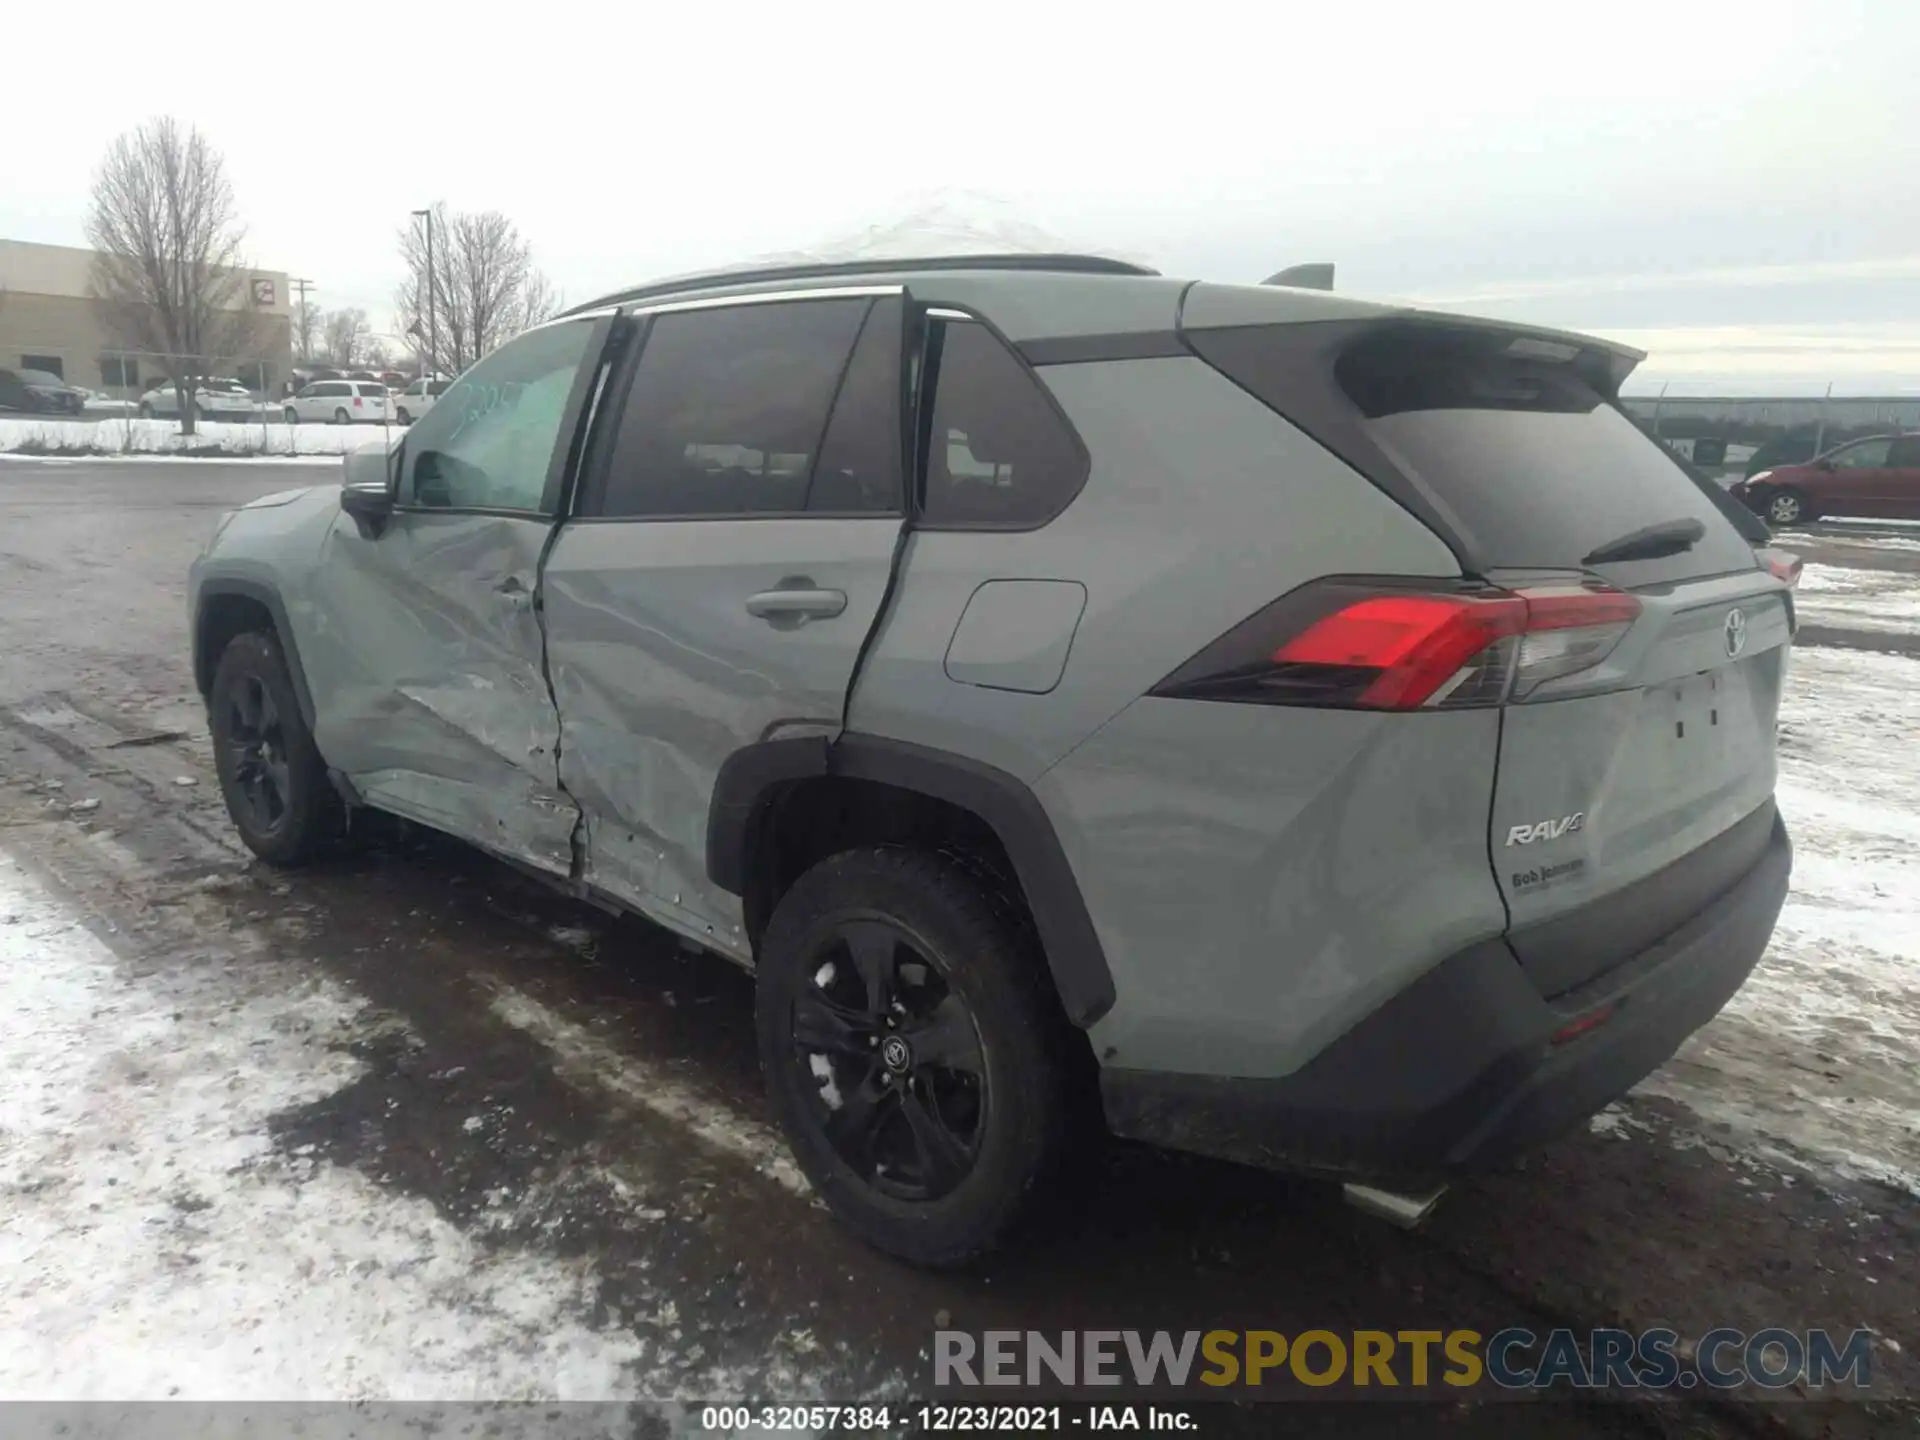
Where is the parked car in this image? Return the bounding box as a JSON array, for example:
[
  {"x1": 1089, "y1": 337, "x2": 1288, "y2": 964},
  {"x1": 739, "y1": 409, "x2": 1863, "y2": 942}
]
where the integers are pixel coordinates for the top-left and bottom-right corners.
[
  {"x1": 392, "y1": 377, "x2": 450, "y2": 424},
  {"x1": 77, "y1": 387, "x2": 139, "y2": 416},
  {"x1": 190, "y1": 254, "x2": 1794, "y2": 1267},
  {"x1": 0, "y1": 367, "x2": 88, "y2": 416},
  {"x1": 1731, "y1": 433, "x2": 1920, "y2": 525},
  {"x1": 138, "y1": 378, "x2": 257, "y2": 421},
  {"x1": 283, "y1": 379, "x2": 391, "y2": 425}
]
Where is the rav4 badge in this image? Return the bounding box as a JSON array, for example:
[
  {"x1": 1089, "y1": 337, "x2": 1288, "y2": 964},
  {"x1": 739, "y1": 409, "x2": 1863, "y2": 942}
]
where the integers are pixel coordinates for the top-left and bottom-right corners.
[{"x1": 1506, "y1": 813, "x2": 1586, "y2": 846}]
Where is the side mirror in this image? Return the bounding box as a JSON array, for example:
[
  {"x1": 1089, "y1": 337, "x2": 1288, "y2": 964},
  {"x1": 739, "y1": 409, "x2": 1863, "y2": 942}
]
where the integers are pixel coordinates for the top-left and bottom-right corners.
[{"x1": 340, "y1": 440, "x2": 399, "y2": 533}]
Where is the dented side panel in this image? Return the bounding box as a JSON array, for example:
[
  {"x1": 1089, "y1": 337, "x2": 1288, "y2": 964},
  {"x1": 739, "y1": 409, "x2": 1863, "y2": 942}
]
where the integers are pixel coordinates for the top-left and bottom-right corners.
[
  {"x1": 303, "y1": 507, "x2": 577, "y2": 875},
  {"x1": 541, "y1": 517, "x2": 904, "y2": 961}
]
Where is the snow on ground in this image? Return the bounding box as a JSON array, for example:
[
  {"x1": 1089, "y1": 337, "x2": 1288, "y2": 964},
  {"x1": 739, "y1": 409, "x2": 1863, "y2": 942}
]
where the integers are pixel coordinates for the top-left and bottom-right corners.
[
  {"x1": 1634, "y1": 643, "x2": 1920, "y2": 1196},
  {"x1": 1792, "y1": 564, "x2": 1920, "y2": 633},
  {"x1": 0, "y1": 417, "x2": 393, "y2": 459},
  {"x1": 0, "y1": 850, "x2": 650, "y2": 1401}
]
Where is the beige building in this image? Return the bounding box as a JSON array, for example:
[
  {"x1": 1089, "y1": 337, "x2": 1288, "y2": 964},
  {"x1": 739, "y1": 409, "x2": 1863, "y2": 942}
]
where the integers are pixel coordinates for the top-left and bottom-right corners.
[{"x1": 0, "y1": 238, "x2": 294, "y2": 398}]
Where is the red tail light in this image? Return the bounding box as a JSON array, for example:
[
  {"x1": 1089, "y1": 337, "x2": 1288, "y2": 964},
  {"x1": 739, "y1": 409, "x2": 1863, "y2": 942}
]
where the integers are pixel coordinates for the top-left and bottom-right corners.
[
  {"x1": 1756, "y1": 547, "x2": 1802, "y2": 588},
  {"x1": 1152, "y1": 578, "x2": 1642, "y2": 711}
]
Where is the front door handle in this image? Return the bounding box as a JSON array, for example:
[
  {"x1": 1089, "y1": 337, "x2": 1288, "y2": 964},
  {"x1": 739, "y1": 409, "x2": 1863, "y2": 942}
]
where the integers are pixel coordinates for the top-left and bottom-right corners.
[{"x1": 745, "y1": 586, "x2": 848, "y2": 621}]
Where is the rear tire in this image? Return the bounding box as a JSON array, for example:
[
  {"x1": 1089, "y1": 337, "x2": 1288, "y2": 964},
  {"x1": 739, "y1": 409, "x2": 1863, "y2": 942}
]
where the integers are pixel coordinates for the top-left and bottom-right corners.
[
  {"x1": 283, "y1": 406, "x2": 299, "y2": 425},
  {"x1": 137, "y1": 402, "x2": 153, "y2": 419},
  {"x1": 332, "y1": 407, "x2": 351, "y2": 425},
  {"x1": 1765, "y1": 488, "x2": 1810, "y2": 526},
  {"x1": 756, "y1": 847, "x2": 1070, "y2": 1268},
  {"x1": 208, "y1": 631, "x2": 341, "y2": 866}
]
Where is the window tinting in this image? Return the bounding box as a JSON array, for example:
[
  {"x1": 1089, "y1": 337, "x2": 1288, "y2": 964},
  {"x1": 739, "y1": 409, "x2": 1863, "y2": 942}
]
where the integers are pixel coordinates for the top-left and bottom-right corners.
[
  {"x1": 808, "y1": 296, "x2": 903, "y2": 513},
  {"x1": 591, "y1": 298, "x2": 868, "y2": 518},
  {"x1": 400, "y1": 318, "x2": 596, "y2": 513},
  {"x1": 919, "y1": 318, "x2": 1087, "y2": 528}
]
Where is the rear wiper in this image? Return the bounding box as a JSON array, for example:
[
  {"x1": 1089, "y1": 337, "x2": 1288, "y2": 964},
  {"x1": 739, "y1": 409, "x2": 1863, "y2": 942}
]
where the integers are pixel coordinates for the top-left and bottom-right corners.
[{"x1": 1581, "y1": 516, "x2": 1706, "y2": 566}]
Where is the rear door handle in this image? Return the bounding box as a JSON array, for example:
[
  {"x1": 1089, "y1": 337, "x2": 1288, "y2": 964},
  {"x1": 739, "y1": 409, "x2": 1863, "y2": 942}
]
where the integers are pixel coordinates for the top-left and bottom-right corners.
[{"x1": 745, "y1": 586, "x2": 848, "y2": 621}]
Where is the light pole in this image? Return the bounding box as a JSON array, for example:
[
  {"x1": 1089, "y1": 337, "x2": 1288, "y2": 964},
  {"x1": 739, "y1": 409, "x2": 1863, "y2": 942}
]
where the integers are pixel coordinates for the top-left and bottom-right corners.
[{"x1": 411, "y1": 207, "x2": 438, "y2": 377}]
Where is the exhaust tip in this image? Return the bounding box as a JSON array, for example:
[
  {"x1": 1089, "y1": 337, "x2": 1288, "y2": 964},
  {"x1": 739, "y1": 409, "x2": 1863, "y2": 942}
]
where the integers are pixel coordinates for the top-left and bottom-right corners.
[{"x1": 1342, "y1": 1180, "x2": 1448, "y2": 1230}]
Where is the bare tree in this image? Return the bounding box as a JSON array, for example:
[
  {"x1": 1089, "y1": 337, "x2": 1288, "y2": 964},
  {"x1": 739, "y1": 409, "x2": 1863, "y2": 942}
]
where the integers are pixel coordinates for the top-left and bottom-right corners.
[
  {"x1": 320, "y1": 306, "x2": 370, "y2": 367},
  {"x1": 395, "y1": 205, "x2": 560, "y2": 377},
  {"x1": 85, "y1": 117, "x2": 261, "y2": 435}
]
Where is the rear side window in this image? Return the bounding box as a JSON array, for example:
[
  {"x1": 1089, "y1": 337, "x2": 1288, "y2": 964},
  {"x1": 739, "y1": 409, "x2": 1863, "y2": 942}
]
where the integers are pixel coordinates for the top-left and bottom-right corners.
[
  {"x1": 355, "y1": 383, "x2": 388, "y2": 396},
  {"x1": 588, "y1": 298, "x2": 869, "y2": 518},
  {"x1": 1193, "y1": 322, "x2": 1756, "y2": 583},
  {"x1": 1829, "y1": 438, "x2": 1891, "y2": 468},
  {"x1": 919, "y1": 318, "x2": 1087, "y2": 528}
]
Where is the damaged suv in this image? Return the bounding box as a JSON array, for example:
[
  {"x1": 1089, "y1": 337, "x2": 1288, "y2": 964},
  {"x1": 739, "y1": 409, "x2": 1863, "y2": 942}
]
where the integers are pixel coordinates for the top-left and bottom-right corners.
[{"x1": 189, "y1": 255, "x2": 1793, "y2": 1265}]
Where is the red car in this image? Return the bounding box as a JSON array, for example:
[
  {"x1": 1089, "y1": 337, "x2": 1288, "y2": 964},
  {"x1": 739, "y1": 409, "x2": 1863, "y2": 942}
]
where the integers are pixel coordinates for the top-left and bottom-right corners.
[{"x1": 1733, "y1": 433, "x2": 1920, "y2": 526}]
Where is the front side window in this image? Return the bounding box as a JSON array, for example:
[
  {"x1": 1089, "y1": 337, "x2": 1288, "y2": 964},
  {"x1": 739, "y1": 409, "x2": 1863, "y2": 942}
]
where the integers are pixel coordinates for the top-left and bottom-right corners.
[
  {"x1": 919, "y1": 317, "x2": 1087, "y2": 528},
  {"x1": 1830, "y1": 439, "x2": 1891, "y2": 469},
  {"x1": 400, "y1": 319, "x2": 597, "y2": 513},
  {"x1": 586, "y1": 297, "x2": 869, "y2": 518}
]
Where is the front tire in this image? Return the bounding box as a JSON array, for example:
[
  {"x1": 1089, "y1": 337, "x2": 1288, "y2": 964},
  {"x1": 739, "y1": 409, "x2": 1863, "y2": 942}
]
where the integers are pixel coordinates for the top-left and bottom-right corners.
[
  {"x1": 396, "y1": 406, "x2": 412, "y2": 425},
  {"x1": 137, "y1": 401, "x2": 153, "y2": 419},
  {"x1": 1765, "y1": 489, "x2": 1810, "y2": 526},
  {"x1": 756, "y1": 847, "x2": 1070, "y2": 1267},
  {"x1": 208, "y1": 631, "x2": 341, "y2": 866},
  {"x1": 283, "y1": 406, "x2": 299, "y2": 425}
]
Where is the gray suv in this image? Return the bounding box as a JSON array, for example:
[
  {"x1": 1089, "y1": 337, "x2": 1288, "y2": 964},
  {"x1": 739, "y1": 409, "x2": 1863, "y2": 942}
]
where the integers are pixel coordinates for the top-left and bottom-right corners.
[{"x1": 189, "y1": 255, "x2": 1793, "y2": 1265}]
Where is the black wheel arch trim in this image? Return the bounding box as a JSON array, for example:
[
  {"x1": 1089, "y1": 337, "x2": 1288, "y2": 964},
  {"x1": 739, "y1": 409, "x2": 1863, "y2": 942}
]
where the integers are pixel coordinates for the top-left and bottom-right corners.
[
  {"x1": 193, "y1": 577, "x2": 318, "y2": 731},
  {"x1": 707, "y1": 732, "x2": 1117, "y2": 1027}
]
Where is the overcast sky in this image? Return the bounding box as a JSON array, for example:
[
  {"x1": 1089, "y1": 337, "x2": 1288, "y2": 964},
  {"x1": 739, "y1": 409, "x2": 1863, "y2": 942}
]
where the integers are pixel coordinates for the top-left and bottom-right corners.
[{"x1": 7, "y1": 0, "x2": 1917, "y2": 393}]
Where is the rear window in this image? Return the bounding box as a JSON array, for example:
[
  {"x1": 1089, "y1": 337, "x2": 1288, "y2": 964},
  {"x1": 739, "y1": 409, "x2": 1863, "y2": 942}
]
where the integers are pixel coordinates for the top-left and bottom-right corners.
[{"x1": 1193, "y1": 322, "x2": 1757, "y2": 583}]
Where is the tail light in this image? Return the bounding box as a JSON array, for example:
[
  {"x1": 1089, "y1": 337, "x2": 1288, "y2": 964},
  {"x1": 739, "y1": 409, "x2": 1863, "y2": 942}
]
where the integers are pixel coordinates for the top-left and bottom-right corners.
[
  {"x1": 1151, "y1": 578, "x2": 1642, "y2": 711},
  {"x1": 1756, "y1": 547, "x2": 1802, "y2": 588}
]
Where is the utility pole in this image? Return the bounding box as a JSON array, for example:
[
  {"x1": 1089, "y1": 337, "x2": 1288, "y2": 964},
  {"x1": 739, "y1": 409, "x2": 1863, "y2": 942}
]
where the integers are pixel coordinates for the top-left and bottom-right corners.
[
  {"x1": 291, "y1": 278, "x2": 315, "y2": 368},
  {"x1": 411, "y1": 208, "x2": 438, "y2": 377}
]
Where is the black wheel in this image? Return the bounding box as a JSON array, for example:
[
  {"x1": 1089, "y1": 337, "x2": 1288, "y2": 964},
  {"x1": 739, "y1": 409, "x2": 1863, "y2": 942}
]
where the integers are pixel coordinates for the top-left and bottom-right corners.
[
  {"x1": 1764, "y1": 488, "x2": 1809, "y2": 526},
  {"x1": 208, "y1": 631, "x2": 341, "y2": 865},
  {"x1": 396, "y1": 406, "x2": 412, "y2": 425},
  {"x1": 757, "y1": 847, "x2": 1069, "y2": 1267},
  {"x1": 332, "y1": 407, "x2": 351, "y2": 425},
  {"x1": 283, "y1": 406, "x2": 299, "y2": 425},
  {"x1": 137, "y1": 401, "x2": 153, "y2": 419}
]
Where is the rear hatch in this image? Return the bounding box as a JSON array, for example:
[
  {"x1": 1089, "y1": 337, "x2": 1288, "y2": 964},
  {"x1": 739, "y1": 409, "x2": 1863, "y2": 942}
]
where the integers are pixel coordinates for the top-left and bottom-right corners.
[{"x1": 1186, "y1": 308, "x2": 1789, "y2": 996}]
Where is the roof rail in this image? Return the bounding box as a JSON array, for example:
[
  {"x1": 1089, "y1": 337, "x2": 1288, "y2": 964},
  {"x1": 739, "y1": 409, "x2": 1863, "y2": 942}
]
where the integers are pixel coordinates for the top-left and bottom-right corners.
[{"x1": 564, "y1": 252, "x2": 1159, "y2": 316}]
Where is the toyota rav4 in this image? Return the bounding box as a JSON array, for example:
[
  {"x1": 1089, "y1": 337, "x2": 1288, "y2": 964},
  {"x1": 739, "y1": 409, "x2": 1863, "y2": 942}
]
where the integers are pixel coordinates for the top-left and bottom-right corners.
[{"x1": 189, "y1": 254, "x2": 1793, "y2": 1266}]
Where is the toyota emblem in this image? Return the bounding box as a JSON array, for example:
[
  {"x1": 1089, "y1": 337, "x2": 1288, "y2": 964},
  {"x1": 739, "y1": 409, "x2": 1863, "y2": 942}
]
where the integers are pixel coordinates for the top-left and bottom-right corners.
[{"x1": 1724, "y1": 608, "x2": 1748, "y2": 658}]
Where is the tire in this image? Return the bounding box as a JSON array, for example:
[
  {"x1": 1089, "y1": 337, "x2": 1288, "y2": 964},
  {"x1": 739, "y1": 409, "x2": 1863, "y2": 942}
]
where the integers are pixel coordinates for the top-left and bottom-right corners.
[
  {"x1": 1764, "y1": 489, "x2": 1809, "y2": 526},
  {"x1": 137, "y1": 402, "x2": 153, "y2": 419},
  {"x1": 756, "y1": 846, "x2": 1069, "y2": 1267},
  {"x1": 283, "y1": 406, "x2": 299, "y2": 425},
  {"x1": 396, "y1": 406, "x2": 412, "y2": 425},
  {"x1": 208, "y1": 631, "x2": 341, "y2": 866},
  {"x1": 332, "y1": 407, "x2": 351, "y2": 425}
]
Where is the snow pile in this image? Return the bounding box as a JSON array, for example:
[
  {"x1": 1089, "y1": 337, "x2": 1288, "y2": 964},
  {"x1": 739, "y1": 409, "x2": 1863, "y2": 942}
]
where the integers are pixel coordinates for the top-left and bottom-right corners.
[
  {"x1": 1793, "y1": 564, "x2": 1920, "y2": 634},
  {"x1": 0, "y1": 852, "x2": 647, "y2": 1401},
  {"x1": 0, "y1": 417, "x2": 394, "y2": 460}
]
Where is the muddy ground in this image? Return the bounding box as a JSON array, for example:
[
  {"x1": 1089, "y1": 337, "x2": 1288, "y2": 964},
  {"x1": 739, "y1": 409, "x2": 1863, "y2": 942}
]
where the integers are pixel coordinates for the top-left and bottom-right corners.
[{"x1": 0, "y1": 459, "x2": 1914, "y2": 1437}]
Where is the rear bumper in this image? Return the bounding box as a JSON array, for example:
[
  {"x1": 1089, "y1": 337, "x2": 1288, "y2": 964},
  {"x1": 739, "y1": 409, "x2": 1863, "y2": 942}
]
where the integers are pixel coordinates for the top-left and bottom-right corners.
[{"x1": 1101, "y1": 811, "x2": 1791, "y2": 1176}]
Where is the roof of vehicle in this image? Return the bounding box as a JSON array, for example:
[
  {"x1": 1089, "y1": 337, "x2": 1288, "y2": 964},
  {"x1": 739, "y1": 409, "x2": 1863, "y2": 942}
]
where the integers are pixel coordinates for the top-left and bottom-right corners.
[{"x1": 562, "y1": 251, "x2": 1646, "y2": 392}]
